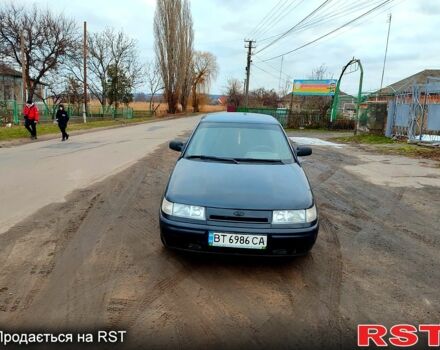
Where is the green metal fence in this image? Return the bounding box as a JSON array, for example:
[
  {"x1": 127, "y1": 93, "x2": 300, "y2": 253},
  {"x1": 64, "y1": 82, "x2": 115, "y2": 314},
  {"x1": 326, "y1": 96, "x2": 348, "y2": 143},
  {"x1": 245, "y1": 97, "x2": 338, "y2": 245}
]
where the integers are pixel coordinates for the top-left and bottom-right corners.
[
  {"x1": 0, "y1": 100, "x2": 20, "y2": 125},
  {"x1": 236, "y1": 107, "x2": 289, "y2": 127},
  {"x1": 0, "y1": 100, "x2": 136, "y2": 125}
]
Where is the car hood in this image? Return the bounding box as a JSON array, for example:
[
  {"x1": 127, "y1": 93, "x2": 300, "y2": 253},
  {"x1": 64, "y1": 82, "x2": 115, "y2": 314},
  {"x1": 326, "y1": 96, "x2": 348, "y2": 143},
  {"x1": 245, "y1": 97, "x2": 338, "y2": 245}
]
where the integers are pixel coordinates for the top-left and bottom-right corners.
[{"x1": 165, "y1": 158, "x2": 313, "y2": 210}]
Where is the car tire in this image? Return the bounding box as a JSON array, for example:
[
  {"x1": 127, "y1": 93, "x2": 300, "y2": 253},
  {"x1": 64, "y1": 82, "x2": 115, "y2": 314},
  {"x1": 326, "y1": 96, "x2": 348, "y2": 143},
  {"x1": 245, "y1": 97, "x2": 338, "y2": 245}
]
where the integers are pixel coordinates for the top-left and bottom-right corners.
[{"x1": 160, "y1": 234, "x2": 169, "y2": 248}]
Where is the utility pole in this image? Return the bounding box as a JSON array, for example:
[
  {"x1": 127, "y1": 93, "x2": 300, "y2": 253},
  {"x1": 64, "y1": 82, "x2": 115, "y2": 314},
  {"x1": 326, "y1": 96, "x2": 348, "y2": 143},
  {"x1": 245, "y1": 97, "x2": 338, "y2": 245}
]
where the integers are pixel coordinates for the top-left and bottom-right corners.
[
  {"x1": 379, "y1": 13, "x2": 392, "y2": 100},
  {"x1": 244, "y1": 39, "x2": 256, "y2": 108},
  {"x1": 278, "y1": 56, "x2": 284, "y2": 93},
  {"x1": 278, "y1": 56, "x2": 284, "y2": 91},
  {"x1": 288, "y1": 78, "x2": 294, "y2": 113},
  {"x1": 20, "y1": 31, "x2": 27, "y2": 104},
  {"x1": 83, "y1": 21, "x2": 88, "y2": 123}
]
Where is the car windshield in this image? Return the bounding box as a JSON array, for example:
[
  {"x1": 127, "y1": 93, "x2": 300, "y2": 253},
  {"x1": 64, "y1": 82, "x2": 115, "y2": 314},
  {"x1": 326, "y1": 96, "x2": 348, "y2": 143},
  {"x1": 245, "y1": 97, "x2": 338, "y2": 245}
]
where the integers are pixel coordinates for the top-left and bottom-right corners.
[{"x1": 184, "y1": 122, "x2": 294, "y2": 163}]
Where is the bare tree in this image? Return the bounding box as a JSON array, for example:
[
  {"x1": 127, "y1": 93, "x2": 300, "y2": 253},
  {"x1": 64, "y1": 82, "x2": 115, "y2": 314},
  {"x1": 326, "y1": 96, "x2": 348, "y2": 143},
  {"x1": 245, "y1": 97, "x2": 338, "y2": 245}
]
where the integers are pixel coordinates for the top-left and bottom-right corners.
[
  {"x1": 154, "y1": 0, "x2": 194, "y2": 114},
  {"x1": 309, "y1": 63, "x2": 333, "y2": 80},
  {"x1": 44, "y1": 70, "x2": 67, "y2": 104},
  {"x1": 191, "y1": 51, "x2": 218, "y2": 112},
  {"x1": 225, "y1": 78, "x2": 243, "y2": 108},
  {"x1": 0, "y1": 3, "x2": 79, "y2": 101},
  {"x1": 66, "y1": 28, "x2": 141, "y2": 108},
  {"x1": 145, "y1": 60, "x2": 163, "y2": 115},
  {"x1": 249, "y1": 88, "x2": 279, "y2": 108},
  {"x1": 83, "y1": 30, "x2": 113, "y2": 107},
  {"x1": 42, "y1": 71, "x2": 83, "y2": 117}
]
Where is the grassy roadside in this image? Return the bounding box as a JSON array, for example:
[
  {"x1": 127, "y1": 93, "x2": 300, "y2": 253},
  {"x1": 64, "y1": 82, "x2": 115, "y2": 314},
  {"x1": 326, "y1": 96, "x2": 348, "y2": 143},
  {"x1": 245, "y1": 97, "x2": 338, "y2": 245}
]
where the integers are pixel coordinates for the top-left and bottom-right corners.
[
  {"x1": 0, "y1": 116, "x2": 172, "y2": 142},
  {"x1": 284, "y1": 128, "x2": 330, "y2": 133},
  {"x1": 331, "y1": 134, "x2": 395, "y2": 144},
  {"x1": 0, "y1": 118, "x2": 156, "y2": 141},
  {"x1": 331, "y1": 134, "x2": 440, "y2": 161}
]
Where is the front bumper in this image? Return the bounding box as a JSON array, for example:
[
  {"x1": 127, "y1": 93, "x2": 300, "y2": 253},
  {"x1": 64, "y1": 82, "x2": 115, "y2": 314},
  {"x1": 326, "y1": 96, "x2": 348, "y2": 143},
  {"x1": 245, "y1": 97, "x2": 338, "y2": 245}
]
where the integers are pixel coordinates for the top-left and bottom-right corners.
[{"x1": 159, "y1": 212, "x2": 319, "y2": 256}]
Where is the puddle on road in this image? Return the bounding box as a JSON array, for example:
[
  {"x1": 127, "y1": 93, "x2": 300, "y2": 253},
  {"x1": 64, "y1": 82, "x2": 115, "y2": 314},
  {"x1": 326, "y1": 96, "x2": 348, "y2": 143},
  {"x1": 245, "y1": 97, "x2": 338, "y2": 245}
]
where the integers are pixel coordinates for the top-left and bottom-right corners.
[
  {"x1": 290, "y1": 137, "x2": 344, "y2": 148},
  {"x1": 344, "y1": 154, "x2": 440, "y2": 188}
]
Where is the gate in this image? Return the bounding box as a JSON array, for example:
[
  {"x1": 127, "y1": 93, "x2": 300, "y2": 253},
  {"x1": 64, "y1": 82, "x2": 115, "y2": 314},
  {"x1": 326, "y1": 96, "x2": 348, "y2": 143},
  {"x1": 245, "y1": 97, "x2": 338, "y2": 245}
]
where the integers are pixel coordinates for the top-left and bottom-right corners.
[{"x1": 386, "y1": 78, "x2": 440, "y2": 142}]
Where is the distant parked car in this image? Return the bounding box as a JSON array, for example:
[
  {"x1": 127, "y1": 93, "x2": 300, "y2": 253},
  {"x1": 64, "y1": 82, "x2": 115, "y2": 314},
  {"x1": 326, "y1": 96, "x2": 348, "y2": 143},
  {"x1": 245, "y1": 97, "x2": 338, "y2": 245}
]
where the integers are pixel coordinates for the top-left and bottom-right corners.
[{"x1": 159, "y1": 112, "x2": 318, "y2": 256}]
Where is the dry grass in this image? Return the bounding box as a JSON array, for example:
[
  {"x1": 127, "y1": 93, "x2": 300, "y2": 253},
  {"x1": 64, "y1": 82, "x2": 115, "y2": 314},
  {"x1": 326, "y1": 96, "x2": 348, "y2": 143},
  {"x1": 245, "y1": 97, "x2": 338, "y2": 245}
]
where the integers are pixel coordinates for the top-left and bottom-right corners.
[
  {"x1": 331, "y1": 133, "x2": 440, "y2": 162},
  {"x1": 87, "y1": 100, "x2": 225, "y2": 116}
]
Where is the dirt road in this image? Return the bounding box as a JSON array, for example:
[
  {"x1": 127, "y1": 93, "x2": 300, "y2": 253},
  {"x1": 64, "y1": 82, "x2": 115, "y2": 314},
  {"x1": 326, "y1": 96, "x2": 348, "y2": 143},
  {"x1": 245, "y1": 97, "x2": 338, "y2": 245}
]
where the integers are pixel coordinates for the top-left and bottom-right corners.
[{"x1": 0, "y1": 135, "x2": 439, "y2": 349}]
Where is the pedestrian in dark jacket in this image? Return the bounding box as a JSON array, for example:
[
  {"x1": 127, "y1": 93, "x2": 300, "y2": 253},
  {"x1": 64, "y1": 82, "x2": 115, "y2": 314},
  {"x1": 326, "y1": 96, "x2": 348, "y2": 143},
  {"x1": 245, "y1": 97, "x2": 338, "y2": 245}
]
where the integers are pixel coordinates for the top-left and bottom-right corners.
[
  {"x1": 56, "y1": 104, "x2": 70, "y2": 141},
  {"x1": 23, "y1": 99, "x2": 39, "y2": 140}
]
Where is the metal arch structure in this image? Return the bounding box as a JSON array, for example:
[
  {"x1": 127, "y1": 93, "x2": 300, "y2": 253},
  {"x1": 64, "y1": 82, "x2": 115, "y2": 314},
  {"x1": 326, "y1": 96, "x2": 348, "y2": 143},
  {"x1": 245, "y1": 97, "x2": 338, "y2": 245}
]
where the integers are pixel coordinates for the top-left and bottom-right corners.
[{"x1": 330, "y1": 58, "x2": 364, "y2": 135}]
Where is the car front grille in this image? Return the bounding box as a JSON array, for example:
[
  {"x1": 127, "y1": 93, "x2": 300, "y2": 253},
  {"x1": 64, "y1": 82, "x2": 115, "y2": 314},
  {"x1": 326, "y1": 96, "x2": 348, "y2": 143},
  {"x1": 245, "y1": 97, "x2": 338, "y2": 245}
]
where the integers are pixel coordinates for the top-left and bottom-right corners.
[
  {"x1": 206, "y1": 208, "x2": 272, "y2": 225},
  {"x1": 209, "y1": 215, "x2": 268, "y2": 223}
]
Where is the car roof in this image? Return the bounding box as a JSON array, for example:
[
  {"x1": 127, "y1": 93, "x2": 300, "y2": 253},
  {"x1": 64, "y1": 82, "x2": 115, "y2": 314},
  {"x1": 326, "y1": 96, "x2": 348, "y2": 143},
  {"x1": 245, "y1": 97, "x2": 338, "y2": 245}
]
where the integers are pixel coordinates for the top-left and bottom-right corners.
[{"x1": 201, "y1": 112, "x2": 280, "y2": 125}]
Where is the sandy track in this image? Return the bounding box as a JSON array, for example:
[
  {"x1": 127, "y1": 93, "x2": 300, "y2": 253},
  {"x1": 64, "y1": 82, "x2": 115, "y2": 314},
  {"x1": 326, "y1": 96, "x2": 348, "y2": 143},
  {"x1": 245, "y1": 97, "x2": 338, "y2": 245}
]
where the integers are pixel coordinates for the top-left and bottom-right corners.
[{"x1": 0, "y1": 142, "x2": 439, "y2": 349}]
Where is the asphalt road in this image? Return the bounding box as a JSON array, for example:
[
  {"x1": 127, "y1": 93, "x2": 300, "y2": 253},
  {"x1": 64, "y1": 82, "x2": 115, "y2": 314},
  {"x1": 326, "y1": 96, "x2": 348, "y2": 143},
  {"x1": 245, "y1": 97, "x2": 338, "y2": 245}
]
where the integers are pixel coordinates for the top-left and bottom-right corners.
[
  {"x1": 0, "y1": 116, "x2": 201, "y2": 234},
  {"x1": 0, "y1": 126, "x2": 439, "y2": 350}
]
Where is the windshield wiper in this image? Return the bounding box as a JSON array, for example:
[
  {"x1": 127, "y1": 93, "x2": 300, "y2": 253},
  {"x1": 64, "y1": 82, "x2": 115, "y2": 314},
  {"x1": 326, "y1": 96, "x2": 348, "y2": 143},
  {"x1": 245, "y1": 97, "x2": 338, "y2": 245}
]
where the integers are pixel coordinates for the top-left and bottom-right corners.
[
  {"x1": 233, "y1": 158, "x2": 286, "y2": 164},
  {"x1": 185, "y1": 155, "x2": 239, "y2": 164}
]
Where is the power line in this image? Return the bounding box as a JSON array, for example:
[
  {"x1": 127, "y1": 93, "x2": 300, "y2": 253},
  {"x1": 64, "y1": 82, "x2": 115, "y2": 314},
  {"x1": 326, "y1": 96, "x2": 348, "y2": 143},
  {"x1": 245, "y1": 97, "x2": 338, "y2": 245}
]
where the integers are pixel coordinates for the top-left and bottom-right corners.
[
  {"x1": 253, "y1": 64, "x2": 293, "y2": 96},
  {"x1": 254, "y1": 0, "x2": 333, "y2": 55},
  {"x1": 273, "y1": 0, "x2": 403, "y2": 61},
  {"x1": 262, "y1": 0, "x2": 394, "y2": 61},
  {"x1": 253, "y1": 55, "x2": 292, "y2": 79},
  {"x1": 253, "y1": 63, "x2": 282, "y2": 80},
  {"x1": 257, "y1": 0, "x2": 382, "y2": 45},
  {"x1": 280, "y1": 0, "x2": 381, "y2": 35},
  {"x1": 253, "y1": 0, "x2": 295, "y2": 39},
  {"x1": 253, "y1": 0, "x2": 303, "y2": 41},
  {"x1": 247, "y1": 0, "x2": 287, "y2": 39}
]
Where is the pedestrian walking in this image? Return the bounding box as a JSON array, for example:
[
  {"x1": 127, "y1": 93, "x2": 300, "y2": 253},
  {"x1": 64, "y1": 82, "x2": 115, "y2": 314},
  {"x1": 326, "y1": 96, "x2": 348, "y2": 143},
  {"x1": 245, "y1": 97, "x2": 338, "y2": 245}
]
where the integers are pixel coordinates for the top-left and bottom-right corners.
[
  {"x1": 56, "y1": 104, "x2": 70, "y2": 141},
  {"x1": 23, "y1": 99, "x2": 39, "y2": 140}
]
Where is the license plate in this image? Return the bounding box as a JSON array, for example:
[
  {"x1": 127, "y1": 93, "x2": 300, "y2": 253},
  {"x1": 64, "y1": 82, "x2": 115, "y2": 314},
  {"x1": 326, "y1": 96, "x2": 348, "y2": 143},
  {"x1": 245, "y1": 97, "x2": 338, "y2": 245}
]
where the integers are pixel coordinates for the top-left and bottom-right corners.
[{"x1": 208, "y1": 232, "x2": 267, "y2": 250}]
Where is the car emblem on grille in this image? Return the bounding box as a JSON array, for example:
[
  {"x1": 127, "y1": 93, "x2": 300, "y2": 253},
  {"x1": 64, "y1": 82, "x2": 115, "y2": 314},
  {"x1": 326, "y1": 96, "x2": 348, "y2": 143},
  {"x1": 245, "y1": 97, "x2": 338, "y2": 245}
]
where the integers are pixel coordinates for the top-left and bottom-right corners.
[{"x1": 233, "y1": 210, "x2": 245, "y2": 217}]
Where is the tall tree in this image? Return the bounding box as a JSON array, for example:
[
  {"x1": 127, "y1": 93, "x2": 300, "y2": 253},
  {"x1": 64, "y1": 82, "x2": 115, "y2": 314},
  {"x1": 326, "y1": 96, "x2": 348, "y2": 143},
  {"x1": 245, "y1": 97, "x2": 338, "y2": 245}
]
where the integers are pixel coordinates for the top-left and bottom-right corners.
[
  {"x1": 154, "y1": 0, "x2": 194, "y2": 114},
  {"x1": 178, "y1": 0, "x2": 194, "y2": 112},
  {"x1": 191, "y1": 51, "x2": 218, "y2": 112},
  {"x1": 0, "y1": 4, "x2": 79, "y2": 101}
]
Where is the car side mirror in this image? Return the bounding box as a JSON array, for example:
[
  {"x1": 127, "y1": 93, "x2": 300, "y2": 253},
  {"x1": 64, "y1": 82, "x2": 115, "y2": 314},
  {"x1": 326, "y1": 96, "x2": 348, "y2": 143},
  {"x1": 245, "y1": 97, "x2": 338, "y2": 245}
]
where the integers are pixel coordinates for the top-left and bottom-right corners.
[
  {"x1": 169, "y1": 139, "x2": 185, "y2": 152},
  {"x1": 297, "y1": 146, "x2": 312, "y2": 157}
]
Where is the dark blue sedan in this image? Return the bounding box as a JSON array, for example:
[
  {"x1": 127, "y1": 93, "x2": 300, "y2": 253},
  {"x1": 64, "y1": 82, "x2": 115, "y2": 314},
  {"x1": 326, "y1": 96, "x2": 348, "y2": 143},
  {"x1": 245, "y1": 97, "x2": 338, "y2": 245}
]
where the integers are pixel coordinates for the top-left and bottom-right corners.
[{"x1": 159, "y1": 112, "x2": 318, "y2": 256}]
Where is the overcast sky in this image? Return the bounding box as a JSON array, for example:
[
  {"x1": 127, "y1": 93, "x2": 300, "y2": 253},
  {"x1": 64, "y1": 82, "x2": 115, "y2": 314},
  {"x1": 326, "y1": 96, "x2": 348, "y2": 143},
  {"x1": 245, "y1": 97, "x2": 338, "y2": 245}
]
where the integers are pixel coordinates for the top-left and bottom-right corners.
[{"x1": 12, "y1": 0, "x2": 440, "y2": 95}]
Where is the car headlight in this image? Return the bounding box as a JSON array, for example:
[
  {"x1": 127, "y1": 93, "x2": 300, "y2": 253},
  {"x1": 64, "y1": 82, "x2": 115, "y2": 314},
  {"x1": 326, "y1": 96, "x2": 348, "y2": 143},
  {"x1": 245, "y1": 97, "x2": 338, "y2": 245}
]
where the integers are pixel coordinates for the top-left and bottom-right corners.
[
  {"x1": 161, "y1": 198, "x2": 206, "y2": 220},
  {"x1": 272, "y1": 205, "x2": 317, "y2": 224}
]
